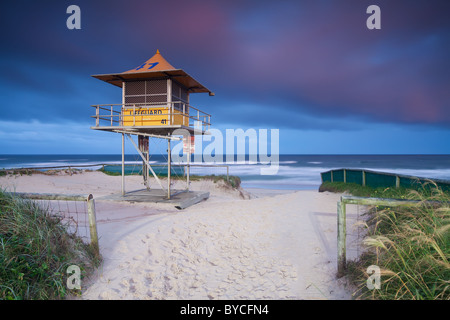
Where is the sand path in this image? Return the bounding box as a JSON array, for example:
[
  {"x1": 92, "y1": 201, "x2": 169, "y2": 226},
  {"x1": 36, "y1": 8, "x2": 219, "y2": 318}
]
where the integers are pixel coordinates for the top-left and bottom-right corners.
[{"x1": 82, "y1": 191, "x2": 355, "y2": 300}]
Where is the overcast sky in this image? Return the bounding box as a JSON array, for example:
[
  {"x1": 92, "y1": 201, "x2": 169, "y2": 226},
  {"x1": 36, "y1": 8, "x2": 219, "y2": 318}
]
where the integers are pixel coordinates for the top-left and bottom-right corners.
[{"x1": 0, "y1": 0, "x2": 449, "y2": 154}]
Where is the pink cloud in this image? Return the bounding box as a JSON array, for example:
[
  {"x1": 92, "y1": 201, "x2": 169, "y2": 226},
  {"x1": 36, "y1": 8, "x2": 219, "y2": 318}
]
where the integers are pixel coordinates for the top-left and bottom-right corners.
[{"x1": 204, "y1": 1, "x2": 450, "y2": 125}]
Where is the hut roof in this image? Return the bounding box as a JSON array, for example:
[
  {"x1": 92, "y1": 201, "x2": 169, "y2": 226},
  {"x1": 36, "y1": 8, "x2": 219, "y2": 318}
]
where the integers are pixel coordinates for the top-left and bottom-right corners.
[{"x1": 92, "y1": 50, "x2": 213, "y2": 94}]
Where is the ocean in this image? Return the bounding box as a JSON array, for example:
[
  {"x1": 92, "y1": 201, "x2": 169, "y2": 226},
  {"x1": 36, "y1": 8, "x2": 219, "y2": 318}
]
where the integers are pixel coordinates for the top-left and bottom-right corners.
[{"x1": 1, "y1": 154, "x2": 449, "y2": 190}]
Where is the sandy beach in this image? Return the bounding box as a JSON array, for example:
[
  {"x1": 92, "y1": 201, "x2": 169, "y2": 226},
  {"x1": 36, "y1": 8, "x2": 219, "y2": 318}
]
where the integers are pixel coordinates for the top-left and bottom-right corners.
[{"x1": 0, "y1": 171, "x2": 361, "y2": 300}]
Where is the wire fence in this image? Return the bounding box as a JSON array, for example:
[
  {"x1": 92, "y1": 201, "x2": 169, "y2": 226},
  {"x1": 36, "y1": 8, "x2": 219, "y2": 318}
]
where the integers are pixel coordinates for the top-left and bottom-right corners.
[
  {"x1": 13, "y1": 193, "x2": 99, "y2": 254},
  {"x1": 44, "y1": 199, "x2": 90, "y2": 242},
  {"x1": 336, "y1": 195, "x2": 447, "y2": 276}
]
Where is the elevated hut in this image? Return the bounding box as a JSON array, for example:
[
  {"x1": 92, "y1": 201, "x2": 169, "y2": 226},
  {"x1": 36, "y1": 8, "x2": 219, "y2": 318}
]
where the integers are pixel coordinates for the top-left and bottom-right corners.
[{"x1": 91, "y1": 50, "x2": 213, "y2": 199}]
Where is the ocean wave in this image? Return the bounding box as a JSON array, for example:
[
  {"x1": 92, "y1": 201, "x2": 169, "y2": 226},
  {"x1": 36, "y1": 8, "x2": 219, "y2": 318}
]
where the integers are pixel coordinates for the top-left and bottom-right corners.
[
  {"x1": 5, "y1": 160, "x2": 158, "y2": 169},
  {"x1": 175, "y1": 159, "x2": 297, "y2": 166},
  {"x1": 189, "y1": 160, "x2": 259, "y2": 165},
  {"x1": 53, "y1": 159, "x2": 89, "y2": 162},
  {"x1": 104, "y1": 161, "x2": 159, "y2": 165}
]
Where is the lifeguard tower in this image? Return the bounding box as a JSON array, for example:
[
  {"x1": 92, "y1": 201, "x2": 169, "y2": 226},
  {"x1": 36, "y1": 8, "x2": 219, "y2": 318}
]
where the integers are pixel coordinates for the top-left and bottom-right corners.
[{"x1": 90, "y1": 50, "x2": 213, "y2": 203}]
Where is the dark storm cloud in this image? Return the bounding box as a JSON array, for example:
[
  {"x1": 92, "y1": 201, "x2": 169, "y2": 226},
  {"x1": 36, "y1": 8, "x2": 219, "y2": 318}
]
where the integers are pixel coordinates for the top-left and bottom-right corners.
[
  {"x1": 1, "y1": 0, "x2": 449, "y2": 127},
  {"x1": 211, "y1": 0, "x2": 450, "y2": 126}
]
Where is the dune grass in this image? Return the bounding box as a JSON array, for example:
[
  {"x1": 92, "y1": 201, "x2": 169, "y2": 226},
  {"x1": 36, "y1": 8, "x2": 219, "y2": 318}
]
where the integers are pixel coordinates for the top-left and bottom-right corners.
[
  {"x1": 0, "y1": 190, "x2": 101, "y2": 300},
  {"x1": 97, "y1": 167, "x2": 241, "y2": 189},
  {"x1": 337, "y1": 183, "x2": 450, "y2": 300}
]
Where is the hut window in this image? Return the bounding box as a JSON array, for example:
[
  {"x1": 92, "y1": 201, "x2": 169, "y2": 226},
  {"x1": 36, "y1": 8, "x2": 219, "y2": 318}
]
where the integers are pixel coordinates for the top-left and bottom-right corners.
[
  {"x1": 171, "y1": 80, "x2": 188, "y2": 112},
  {"x1": 124, "y1": 80, "x2": 168, "y2": 106}
]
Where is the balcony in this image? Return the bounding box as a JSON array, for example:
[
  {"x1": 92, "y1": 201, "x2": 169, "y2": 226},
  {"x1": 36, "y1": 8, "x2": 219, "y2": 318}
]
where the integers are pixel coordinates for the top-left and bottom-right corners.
[{"x1": 90, "y1": 101, "x2": 211, "y2": 136}]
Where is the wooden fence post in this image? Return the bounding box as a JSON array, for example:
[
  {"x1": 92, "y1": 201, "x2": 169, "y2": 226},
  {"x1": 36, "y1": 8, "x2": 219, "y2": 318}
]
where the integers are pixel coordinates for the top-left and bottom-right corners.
[
  {"x1": 337, "y1": 199, "x2": 346, "y2": 277},
  {"x1": 87, "y1": 194, "x2": 99, "y2": 256},
  {"x1": 362, "y1": 170, "x2": 366, "y2": 187}
]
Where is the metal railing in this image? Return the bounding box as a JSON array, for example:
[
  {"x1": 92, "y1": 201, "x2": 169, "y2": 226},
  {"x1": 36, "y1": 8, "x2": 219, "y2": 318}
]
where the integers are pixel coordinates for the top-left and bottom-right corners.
[{"x1": 91, "y1": 101, "x2": 211, "y2": 131}]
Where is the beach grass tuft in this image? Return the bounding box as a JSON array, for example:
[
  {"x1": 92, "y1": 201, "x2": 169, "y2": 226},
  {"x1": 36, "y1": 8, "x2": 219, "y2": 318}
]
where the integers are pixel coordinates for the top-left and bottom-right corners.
[
  {"x1": 340, "y1": 183, "x2": 450, "y2": 300},
  {"x1": 0, "y1": 189, "x2": 101, "y2": 300}
]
